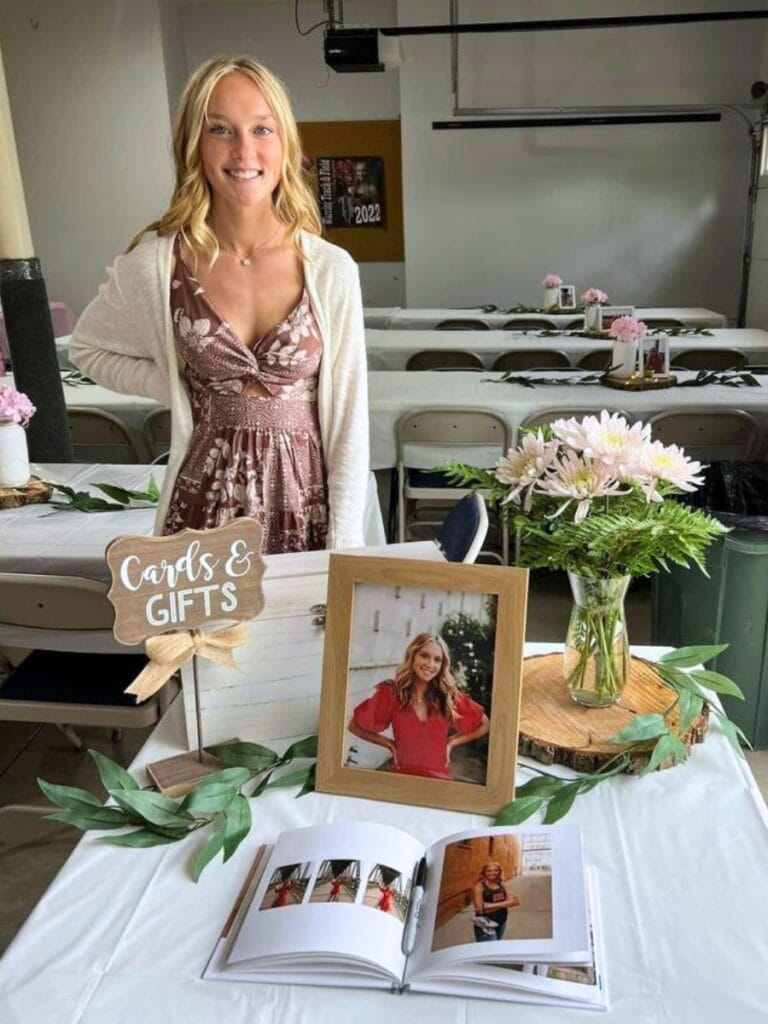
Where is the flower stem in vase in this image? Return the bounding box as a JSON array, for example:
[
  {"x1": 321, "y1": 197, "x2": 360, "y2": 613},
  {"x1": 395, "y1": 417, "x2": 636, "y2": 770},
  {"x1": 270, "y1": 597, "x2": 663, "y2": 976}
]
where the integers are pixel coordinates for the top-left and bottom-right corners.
[{"x1": 564, "y1": 573, "x2": 630, "y2": 707}]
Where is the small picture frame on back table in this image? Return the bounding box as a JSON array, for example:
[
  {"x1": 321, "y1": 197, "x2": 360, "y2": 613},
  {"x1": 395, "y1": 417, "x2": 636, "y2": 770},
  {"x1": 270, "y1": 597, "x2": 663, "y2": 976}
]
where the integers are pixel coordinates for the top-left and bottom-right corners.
[
  {"x1": 557, "y1": 285, "x2": 576, "y2": 310},
  {"x1": 316, "y1": 556, "x2": 529, "y2": 815},
  {"x1": 600, "y1": 305, "x2": 635, "y2": 328}
]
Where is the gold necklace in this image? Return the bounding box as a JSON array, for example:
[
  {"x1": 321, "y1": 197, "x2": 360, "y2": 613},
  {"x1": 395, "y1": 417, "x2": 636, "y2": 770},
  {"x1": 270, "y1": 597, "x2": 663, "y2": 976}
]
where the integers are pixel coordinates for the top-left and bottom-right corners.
[{"x1": 216, "y1": 224, "x2": 282, "y2": 267}]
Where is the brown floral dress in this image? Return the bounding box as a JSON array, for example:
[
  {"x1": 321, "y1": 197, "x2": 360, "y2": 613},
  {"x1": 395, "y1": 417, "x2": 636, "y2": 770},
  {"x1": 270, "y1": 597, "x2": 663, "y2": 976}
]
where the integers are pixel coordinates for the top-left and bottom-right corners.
[{"x1": 163, "y1": 242, "x2": 328, "y2": 552}]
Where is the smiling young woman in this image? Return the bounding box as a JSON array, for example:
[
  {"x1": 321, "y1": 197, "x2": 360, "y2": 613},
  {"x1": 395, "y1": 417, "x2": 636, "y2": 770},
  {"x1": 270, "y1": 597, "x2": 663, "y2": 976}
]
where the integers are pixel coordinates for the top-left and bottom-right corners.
[
  {"x1": 70, "y1": 56, "x2": 368, "y2": 553},
  {"x1": 348, "y1": 633, "x2": 490, "y2": 780}
]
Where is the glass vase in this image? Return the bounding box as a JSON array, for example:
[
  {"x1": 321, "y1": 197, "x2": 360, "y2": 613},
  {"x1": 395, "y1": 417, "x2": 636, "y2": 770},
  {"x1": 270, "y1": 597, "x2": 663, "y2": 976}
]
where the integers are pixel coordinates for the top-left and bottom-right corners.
[
  {"x1": 543, "y1": 286, "x2": 559, "y2": 311},
  {"x1": 584, "y1": 303, "x2": 603, "y2": 334},
  {"x1": 564, "y1": 573, "x2": 630, "y2": 707},
  {"x1": 0, "y1": 420, "x2": 30, "y2": 488}
]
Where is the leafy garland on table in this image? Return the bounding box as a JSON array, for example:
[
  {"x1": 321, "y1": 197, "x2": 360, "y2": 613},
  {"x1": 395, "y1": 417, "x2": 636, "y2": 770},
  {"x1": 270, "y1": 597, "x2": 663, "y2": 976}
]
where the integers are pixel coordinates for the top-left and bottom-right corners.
[
  {"x1": 495, "y1": 644, "x2": 748, "y2": 826},
  {"x1": 38, "y1": 736, "x2": 318, "y2": 881},
  {"x1": 489, "y1": 369, "x2": 762, "y2": 389},
  {"x1": 47, "y1": 478, "x2": 160, "y2": 513},
  {"x1": 36, "y1": 646, "x2": 748, "y2": 874}
]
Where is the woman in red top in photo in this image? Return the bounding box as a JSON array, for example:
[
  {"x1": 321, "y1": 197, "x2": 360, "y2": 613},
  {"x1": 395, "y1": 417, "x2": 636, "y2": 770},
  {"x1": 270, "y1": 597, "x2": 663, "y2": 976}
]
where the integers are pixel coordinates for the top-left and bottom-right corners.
[{"x1": 348, "y1": 633, "x2": 489, "y2": 780}]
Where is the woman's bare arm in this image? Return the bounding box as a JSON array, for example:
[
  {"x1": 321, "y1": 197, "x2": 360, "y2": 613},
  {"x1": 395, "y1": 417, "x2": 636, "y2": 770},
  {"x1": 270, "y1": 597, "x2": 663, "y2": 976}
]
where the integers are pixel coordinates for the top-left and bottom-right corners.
[
  {"x1": 347, "y1": 717, "x2": 398, "y2": 765},
  {"x1": 446, "y1": 713, "x2": 490, "y2": 759},
  {"x1": 471, "y1": 880, "x2": 485, "y2": 915}
]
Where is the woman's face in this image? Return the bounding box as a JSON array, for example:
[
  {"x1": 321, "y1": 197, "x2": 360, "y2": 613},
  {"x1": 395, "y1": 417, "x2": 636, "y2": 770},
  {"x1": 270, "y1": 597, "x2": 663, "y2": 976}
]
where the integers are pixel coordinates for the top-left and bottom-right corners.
[
  {"x1": 412, "y1": 640, "x2": 444, "y2": 684},
  {"x1": 483, "y1": 864, "x2": 501, "y2": 882},
  {"x1": 199, "y1": 72, "x2": 283, "y2": 213}
]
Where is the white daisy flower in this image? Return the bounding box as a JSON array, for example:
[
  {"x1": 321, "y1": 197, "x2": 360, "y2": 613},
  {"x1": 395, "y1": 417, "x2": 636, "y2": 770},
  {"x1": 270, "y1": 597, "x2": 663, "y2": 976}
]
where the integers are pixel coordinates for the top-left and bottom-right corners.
[
  {"x1": 494, "y1": 432, "x2": 560, "y2": 510},
  {"x1": 551, "y1": 411, "x2": 650, "y2": 475},
  {"x1": 536, "y1": 451, "x2": 630, "y2": 522},
  {"x1": 635, "y1": 441, "x2": 705, "y2": 500}
]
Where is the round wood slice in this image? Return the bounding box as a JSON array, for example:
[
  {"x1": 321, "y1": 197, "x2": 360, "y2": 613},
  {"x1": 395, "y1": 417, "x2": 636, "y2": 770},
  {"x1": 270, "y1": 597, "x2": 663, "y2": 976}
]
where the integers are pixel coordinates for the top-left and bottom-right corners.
[
  {"x1": 519, "y1": 652, "x2": 709, "y2": 774},
  {"x1": 0, "y1": 475, "x2": 52, "y2": 509}
]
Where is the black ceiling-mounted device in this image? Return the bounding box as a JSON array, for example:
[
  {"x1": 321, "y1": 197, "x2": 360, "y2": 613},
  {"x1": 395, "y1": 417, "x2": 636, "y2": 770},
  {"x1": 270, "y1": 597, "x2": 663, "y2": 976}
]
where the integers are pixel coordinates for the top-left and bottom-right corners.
[{"x1": 324, "y1": 28, "x2": 384, "y2": 73}]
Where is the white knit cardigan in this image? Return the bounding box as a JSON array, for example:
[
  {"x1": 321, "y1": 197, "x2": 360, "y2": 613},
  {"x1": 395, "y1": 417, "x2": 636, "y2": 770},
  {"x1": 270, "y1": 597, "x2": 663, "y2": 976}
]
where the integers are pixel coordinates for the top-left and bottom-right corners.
[{"x1": 69, "y1": 231, "x2": 369, "y2": 547}]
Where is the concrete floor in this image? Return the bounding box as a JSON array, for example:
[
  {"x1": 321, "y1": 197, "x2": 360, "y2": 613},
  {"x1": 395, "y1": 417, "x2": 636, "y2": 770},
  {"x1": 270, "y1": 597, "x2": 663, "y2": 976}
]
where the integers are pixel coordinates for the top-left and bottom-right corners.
[{"x1": 1, "y1": 571, "x2": 767, "y2": 958}]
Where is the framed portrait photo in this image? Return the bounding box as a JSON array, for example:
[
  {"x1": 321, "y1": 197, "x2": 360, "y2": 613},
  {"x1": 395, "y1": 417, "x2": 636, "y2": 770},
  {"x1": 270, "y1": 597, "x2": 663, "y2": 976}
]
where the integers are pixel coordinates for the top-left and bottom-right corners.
[
  {"x1": 600, "y1": 305, "x2": 635, "y2": 328},
  {"x1": 557, "y1": 285, "x2": 576, "y2": 310},
  {"x1": 316, "y1": 556, "x2": 529, "y2": 815}
]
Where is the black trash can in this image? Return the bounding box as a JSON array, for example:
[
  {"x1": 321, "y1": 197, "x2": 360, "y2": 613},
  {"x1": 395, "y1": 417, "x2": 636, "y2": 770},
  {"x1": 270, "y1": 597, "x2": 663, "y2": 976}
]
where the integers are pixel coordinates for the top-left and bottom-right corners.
[{"x1": 652, "y1": 462, "x2": 768, "y2": 747}]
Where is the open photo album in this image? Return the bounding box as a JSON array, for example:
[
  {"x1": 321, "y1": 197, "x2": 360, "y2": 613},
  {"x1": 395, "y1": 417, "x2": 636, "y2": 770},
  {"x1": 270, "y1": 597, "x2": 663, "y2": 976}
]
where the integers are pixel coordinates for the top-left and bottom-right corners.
[{"x1": 204, "y1": 821, "x2": 607, "y2": 1009}]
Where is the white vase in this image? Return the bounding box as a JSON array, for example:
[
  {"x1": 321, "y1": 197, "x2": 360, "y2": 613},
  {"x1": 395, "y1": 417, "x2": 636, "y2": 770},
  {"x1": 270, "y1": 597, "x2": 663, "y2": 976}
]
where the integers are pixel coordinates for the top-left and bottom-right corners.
[
  {"x1": 543, "y1": 287, "x2": 559, "y2": 311},
  {"x1": 0, "y1": 421, "x2": 31, "y2": 487},
  {"x1": 610, "y1": 340, "x2": 637, "y2": 379},
  {"x1": 584, "y1": 303, "x2": 603, "y2": 333}
]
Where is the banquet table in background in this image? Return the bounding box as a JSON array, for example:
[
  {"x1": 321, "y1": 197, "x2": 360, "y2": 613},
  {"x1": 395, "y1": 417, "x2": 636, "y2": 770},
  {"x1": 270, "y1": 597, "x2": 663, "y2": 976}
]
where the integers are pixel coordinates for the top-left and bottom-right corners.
[
  {"x1": 365, "y1": 307, "x2": 729, "y2": 330},
  {"x1": 366, "y1": 370, "x2": 768, "y2": 469},
  {"x1": 1, "y1": 643, "x2": 767, "y2": 1024},
  {"x1": 0, "y1": 464, "x2": 386, "y2": 583},
  {"x1": 365, "y1": 328, "x2": 768, "y2": 371},
  {"x1": 0, "y1": 371, "x2": 159, "y2": 440}
]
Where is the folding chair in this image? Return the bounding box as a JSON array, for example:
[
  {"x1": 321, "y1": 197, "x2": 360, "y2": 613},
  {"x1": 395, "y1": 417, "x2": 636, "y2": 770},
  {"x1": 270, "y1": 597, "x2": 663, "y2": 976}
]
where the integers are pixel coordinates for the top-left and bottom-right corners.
[
  {"x1": 396, "y1": 408, "x2": 511, "y2": 563},
  {"x1": 406, "y1": 350, "x2": 485, "y2": 372},
  {"x1": 518, "y1": 407, "x2": 632, "y2": 434},
  {"x1": 0, "y1": 573, "x2": 171, "y2": 749},
  {"x1": 577, "y1": 350, "x2": 612, "y2": 372},
  {"x1": 142, "y1": 407, "x2": 172, "y2": 462},
  {"x1": 672, "y1": 349, "x2": 747, "y2": 372},
  {"x1": 492, "y1": 350, "x2": 571, "y2": 373},
  {"x1": 68, "y1": 408, "x2": 148, "y2": 463},
  {"x1": 642, "y1": 318, "x2": 685, "y2": 330},
  {"x1": 647, "y1": 408, "x2": 761, "y2": 461},
  {"x1": 501, "y1": 318, "x2": 558, "y2": 330},
  {"x1": 435, "y1": 319, "x2": 490, "y2": 331}
]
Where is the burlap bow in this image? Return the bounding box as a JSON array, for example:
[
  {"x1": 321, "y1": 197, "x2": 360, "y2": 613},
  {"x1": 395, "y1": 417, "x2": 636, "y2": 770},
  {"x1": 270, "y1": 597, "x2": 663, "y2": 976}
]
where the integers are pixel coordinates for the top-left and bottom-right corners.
[{"x1": 125, "y1": 623, "x2": 248, "y2": 702}]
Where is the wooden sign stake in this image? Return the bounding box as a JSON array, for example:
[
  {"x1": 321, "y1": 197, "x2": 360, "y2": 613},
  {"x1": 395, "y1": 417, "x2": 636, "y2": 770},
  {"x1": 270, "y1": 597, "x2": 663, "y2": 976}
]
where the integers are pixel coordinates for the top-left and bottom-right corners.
[{"x1": 104, "y1": 519, "x2": 266, "y2": 796}]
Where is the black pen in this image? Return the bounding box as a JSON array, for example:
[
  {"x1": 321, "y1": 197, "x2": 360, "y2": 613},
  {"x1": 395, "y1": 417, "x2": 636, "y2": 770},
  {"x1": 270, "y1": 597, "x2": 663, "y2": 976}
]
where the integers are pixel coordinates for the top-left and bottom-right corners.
[{"x1": 402, "y1": 857, "x2": 427, "y2": 956}]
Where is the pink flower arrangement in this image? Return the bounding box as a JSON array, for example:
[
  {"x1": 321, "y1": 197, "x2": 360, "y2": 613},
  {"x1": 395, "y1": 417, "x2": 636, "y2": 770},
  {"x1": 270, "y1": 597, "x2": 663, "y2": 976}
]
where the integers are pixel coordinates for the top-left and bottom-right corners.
[
  {"x1": 0, "y1": 384, "x2": 36, "y2": 427},
  {"x1": 581, "y1": 288, "x2": 609, "y2": 305},
  {"x1": 608, "y1": 315, "x2": 647, "y2": 344},
  {"x1": 542, "y1": 274, "x2": 562, "y2": 288}
]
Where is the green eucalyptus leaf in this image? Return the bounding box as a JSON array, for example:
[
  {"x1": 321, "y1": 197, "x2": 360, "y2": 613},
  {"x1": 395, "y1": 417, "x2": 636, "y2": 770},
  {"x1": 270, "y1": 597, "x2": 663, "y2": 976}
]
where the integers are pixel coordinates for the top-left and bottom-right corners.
[
  {"x1": 677, "y1": 690, "x2": 704, "y2": 734},
  {"x1": 712, "y1": 710, "x2": 751, "y2": 755},
  {"x1": 205, "y1": 741, "x2": 279, "y2": 772},
  {"x1": 265, "y1": 765, "x2": 313, "y2": 791},
  {"x1": 251, "y1": 770, "x2": 274, "y2": 796},
  {"x1": 657, "y1": 664, "x2": 709, "y2": 700},
  {"x1": 101, "y1": 829, "x2": 181, "y2": 848},
  {"x1": 642, "y1": 733, "x2": 688, "y2": 775},
  {"x1": 296, "y1": 764, "x2": 316, "y2": 798},
  {"x1": 92, "y1": 483, "x2": 132, "y2": 504},
  {"x1": 191, "y1": 817, "x2": 227, "y2": 882},
  {"x1": 689, "y1": 669, "x2": 744, "y2": 700},
  {"x1": 494, "y1": 795, "x2": 545, "y2": 825},
  {"x1": 188, "y1": 767, "x2": 253, "y2": 791},
  {"x1": 89, "y1": 750, "x2": 139, "y2": 793},
  {"x1": 181, "y1": 783, "x2": 239, "y2": 814},
  {"x1": 658, "y1": 645, "x2": 728, "y2": 668},
  {"x1": 44, "y1": 807, "x2": 132, "y2": 830},
  {"x1": 37, "y1": 778, "x2": 102, "y2": 810},
  {"x1": 282, "y1": 735, "x2": 319, "y2": 762},
  {"x1": 607, "y1": 714, "x2": 669, "y2": 745},
  {"x1": 542, "y1": 783, "x2": 581, "y2": 824},
  {"x1": 112, "y1": 789, "x2": 195, "y2": 829},
  {"x1": 222, "y1": 794, "x2": 251, "y2": 861},
  {"x1": 513, "y1": 776, "x2": 565, "y2": 799}
]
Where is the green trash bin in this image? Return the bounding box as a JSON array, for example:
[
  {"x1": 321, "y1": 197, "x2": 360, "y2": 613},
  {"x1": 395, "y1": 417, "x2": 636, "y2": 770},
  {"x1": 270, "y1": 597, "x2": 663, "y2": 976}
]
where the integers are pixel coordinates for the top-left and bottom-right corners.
[{"x1": 652, "y1": 463, "x2": 768, "y2": 748}]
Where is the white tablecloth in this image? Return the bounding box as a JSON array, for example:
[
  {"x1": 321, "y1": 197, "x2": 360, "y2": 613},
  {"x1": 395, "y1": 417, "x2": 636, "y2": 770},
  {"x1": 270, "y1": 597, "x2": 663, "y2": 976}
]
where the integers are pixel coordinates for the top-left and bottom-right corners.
[
  {"x1": 366, "y1": 328, "x2": 768, "y2": 371},
  {"x1": 370, "y1": 307, "x2": 728, "y2": 330},
  {"x1": 0, "y1": 372, "x2": 159, "y2": 436},
  {"x1": 1, "y1": 643, "x2": 767, "y2": 1024},
  {"x1": 0, "y1": 464, "x2": 385, "y2": 582},
  {"x1": 367, "y1": 370, "x2": 768, "y2": 469}
]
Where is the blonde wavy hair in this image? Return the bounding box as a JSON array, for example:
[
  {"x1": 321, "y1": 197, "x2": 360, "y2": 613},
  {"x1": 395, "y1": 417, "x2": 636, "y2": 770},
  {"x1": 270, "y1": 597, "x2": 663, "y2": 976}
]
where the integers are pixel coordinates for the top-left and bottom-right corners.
[
  {"x1": 128, "y1": 55, "x2": 321, "y2": 259},
  {"x1": 477, "y1": 861, "x2": 504, "y2": 884},
  {"x1": 390, "y1": 633, "x2": 460, "y2": 721}
]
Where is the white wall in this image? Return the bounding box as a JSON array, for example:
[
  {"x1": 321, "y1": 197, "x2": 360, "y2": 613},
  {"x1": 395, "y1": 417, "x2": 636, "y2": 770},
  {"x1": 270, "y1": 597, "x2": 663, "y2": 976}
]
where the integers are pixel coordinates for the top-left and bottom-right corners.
[
  {"x1": 172, "y1": 0, "x2": 404, "y2": 304},
  {"x1": 0, "y1": 0, "x2": 174, "y2": 314},
  {"x1": 746, "y1": 27, "x2": 768, "y2": 329},
  {"x1": 398, "y1": 0, "x2": 766, "y2": 320}
]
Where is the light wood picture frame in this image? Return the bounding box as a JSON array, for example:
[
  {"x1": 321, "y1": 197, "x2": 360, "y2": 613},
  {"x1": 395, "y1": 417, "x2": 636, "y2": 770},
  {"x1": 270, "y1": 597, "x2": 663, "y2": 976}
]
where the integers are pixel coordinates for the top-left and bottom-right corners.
[{"x1": 316, "y1": 556, "x2": 528, "y2": 815}]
